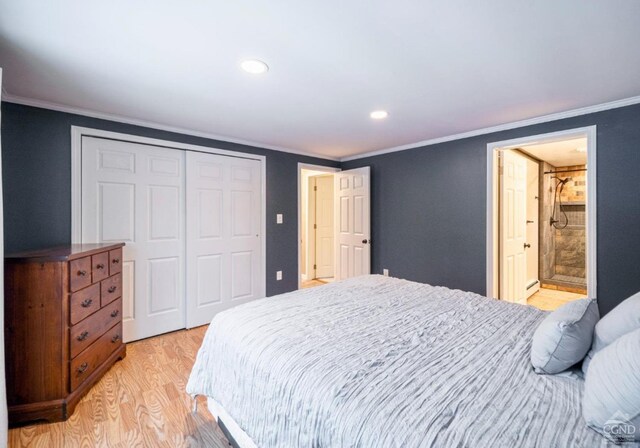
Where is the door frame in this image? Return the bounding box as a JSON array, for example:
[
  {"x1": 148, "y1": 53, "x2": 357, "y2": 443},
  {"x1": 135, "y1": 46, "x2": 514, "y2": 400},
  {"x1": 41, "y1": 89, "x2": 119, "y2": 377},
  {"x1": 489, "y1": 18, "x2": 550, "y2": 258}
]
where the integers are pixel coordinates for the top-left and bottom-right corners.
[
  {"x1": 70, "y1": 126, "x2": 267, "y2": 299},
  {"x1": 297, "y1": 163, "x2": 340, "y2": 289},
  {"x1": 486, "y1": 126, "x2": 597, "y2": 301}
]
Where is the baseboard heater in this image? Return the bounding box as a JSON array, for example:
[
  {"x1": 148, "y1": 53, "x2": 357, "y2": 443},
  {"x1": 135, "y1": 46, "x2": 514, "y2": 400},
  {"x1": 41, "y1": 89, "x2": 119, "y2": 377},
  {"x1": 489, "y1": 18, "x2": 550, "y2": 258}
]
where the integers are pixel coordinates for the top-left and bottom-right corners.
[{"x1": 526, "y1": 280, "x2": 540, "y2": 290}]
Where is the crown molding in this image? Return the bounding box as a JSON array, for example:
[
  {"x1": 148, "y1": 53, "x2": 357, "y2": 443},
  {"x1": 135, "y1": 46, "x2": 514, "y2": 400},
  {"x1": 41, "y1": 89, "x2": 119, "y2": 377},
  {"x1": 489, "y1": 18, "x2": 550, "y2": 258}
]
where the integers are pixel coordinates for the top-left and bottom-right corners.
[
  {"x1": 1, "y1": 93, "x2": 340, "y2": 161},
  {"x1": 340, "y1": 95, "x2": 640, "y2": 162},
  {"x1": 4, "y1": 91, "x2": 640, "y2": 164}
]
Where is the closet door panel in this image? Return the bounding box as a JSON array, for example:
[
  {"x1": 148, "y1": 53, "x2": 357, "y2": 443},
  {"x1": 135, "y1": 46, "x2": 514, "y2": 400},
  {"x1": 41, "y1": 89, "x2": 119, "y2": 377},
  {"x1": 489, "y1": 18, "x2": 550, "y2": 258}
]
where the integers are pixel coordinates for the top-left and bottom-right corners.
[
  {"x1": 82, "y1": 137, "x2": 186, "y2": 342},
  {"x1": 186, "y1": 153, "x2": 263, "y2": 328}
]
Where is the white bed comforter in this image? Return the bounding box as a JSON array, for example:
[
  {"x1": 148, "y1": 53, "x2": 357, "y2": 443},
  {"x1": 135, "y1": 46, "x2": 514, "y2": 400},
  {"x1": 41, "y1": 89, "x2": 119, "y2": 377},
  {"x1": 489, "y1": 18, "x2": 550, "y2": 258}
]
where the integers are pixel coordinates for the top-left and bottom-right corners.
[{"x1": 187, "y1": 275, "x2": 611, "y2": 448}]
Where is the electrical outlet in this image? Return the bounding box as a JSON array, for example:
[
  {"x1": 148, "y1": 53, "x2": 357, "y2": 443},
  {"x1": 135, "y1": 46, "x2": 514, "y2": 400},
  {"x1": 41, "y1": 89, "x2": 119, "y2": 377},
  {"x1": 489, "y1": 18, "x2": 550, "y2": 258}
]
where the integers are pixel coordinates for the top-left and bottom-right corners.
[
  {"x1": 276, "y1": 270, "x2": 283, "y2": 281},
  {"x1": 276, "y1": 214, "x2": 283, "y2": 224},
  {"x1": 383, "y1": 269, "x2": 389, "y2": 277}
]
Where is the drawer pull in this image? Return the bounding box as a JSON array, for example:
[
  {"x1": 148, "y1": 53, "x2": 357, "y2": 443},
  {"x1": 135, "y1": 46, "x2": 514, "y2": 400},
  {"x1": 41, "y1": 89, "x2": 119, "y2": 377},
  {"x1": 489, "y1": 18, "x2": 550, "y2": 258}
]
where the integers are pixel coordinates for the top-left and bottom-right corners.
[
  {"x1": 81, "y1": 298, "x2": 93, "y2": 308},
  {"x1": 77, "y1": 331, "x2": 89, "y2": 341},
  {"x1": 96, "y1": 263, "x2": 105, "y2": 270},
  {"x1": 78, "y1": 270, "x2": 88, "y2": 277},
  {"x1": 112, "y1": 258, "x2": 120, "y2": 264},
  {"x1": 110, "y1": 310, "x2": 120, "y2": 318},
  {"x1": 108, "y1": 286, "x2": 117, "y2": 293},
  {"x1": 111, "y1": 334, "x2": 121, "y2": 343},
  {"x1": 77, "y1": 362, "x2": 89, "y2": 374}
]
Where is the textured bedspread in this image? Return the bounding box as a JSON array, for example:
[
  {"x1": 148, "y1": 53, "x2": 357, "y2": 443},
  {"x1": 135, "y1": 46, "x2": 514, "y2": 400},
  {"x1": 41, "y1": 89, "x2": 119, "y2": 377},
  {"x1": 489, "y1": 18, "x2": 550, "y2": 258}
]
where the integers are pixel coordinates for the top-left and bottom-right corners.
[{"x1": 187, "y1": 275, "x2": 610, "y2": 448}]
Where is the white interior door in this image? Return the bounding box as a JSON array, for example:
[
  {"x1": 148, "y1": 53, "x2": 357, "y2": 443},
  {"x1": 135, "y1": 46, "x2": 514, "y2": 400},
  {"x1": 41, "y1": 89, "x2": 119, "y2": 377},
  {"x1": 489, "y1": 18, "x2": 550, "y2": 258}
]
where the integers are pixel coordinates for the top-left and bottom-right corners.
[
  {"x1": 185, "y1": 152, "x2": 263, "y2": 328},
  {"x1": 525, "y1": 157, "x2": 540, "y2": 298},
  {"x1": 81, "y1": 137, "x2": 186, "y2": 342},
  {"x1": 500, "y1": 150, "x2": 527, "y2": 304},
  {"x1": 334, "y1": 167, "x2": 371, "y2": 280},
  {"x1": 314, "y1": 175, "x2": 334, "y2": 279}
]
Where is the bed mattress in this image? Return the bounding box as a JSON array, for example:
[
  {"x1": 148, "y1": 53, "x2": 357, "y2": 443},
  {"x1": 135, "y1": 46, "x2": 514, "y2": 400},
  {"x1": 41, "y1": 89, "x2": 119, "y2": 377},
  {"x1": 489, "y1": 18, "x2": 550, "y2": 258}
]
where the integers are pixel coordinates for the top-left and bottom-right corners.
[{"x1": 187, "y1": 275, "x2": 612, "y2": 447}]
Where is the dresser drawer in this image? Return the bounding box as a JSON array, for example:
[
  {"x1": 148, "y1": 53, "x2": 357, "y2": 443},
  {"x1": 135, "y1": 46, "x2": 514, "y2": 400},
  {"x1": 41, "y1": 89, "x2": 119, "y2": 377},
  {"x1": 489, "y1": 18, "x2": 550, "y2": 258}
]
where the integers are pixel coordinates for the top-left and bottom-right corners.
[
  {"x1": 70, "y1": 298, "x2": 122, "y2": 358},
  {"x1": 91, "y1": 252, "x2": 109, "y2": 283},
  {"x1": 70, "y1": 283, "x2": 101, "y2": 325},
  {"x1": 71, "y1": 322, "x2": 123, "y2": 391},
  {"x1": 101, "y1": 273, "x2": 122, "y2": 306},
  {"x1": 70, "y1": 257, "x2": 92, "y2": 292},
  {"x1": 109, "y1": 248, "x2": 123, "y2": 276}
]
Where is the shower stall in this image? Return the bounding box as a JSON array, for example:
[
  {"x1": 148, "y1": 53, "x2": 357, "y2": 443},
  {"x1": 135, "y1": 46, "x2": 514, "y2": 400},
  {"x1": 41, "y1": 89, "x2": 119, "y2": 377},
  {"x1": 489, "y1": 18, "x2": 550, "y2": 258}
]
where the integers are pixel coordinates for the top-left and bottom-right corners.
[{"x1": 539, "y1": 163, "x2": 587, "y2": 294}]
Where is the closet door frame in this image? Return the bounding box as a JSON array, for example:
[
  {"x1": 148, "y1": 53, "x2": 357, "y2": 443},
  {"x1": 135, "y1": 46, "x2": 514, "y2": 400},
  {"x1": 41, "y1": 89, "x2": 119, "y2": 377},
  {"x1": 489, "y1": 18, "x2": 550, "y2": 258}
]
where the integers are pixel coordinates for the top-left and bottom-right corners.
[{"x1": 71, "y1": 126, "x2": 266, "y2": 306}]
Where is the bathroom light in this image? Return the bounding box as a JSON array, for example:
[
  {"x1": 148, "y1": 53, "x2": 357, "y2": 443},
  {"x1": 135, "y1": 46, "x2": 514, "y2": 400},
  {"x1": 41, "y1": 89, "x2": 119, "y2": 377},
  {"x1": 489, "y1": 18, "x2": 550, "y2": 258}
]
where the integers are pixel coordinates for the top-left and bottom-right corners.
[
  {"x1": 370, "y1": 110, "x2": 388, "y2": 120},
  {"x1": 240, "y1": 59, "x2": 269, "y2": 75}
]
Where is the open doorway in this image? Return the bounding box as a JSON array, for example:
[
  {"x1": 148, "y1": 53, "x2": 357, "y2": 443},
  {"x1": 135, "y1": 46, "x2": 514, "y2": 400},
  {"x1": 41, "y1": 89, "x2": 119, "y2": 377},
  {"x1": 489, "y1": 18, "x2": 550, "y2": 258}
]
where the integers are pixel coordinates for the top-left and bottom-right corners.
[
  {"x1": 298, "y1": 164, "x2": 340, "y2": 289},
  {"x1": 487, "y1": 127, "x2": 597, "y2": 311}
]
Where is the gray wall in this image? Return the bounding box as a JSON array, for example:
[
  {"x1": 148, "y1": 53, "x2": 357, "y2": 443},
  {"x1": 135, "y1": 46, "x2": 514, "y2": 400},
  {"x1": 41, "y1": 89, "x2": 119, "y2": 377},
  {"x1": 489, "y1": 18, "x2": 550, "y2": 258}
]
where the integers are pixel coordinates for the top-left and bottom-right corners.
[
  {"x1": 3, "y1": 101, "x2": 640, "y2": 315},
  {"x1": 0, "y1": 102, "x2": 339, "y2": 296},
  {"x1": 343, "y1": 103, "x2": 640, "y2": 316}
]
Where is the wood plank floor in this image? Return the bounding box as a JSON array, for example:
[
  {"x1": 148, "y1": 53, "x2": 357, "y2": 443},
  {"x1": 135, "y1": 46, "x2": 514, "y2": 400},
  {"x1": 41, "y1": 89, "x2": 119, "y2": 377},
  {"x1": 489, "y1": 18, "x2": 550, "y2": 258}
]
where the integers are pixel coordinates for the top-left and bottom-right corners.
[
  {"x1": 527, "y1": 287, "x2": 587, "y2": 311},
  {"x1": 301, "y1": 278, "x2": 327, "y2": 289},
  {"x1": 8, "y1": 326, "x2": 231, "y2": 448}
]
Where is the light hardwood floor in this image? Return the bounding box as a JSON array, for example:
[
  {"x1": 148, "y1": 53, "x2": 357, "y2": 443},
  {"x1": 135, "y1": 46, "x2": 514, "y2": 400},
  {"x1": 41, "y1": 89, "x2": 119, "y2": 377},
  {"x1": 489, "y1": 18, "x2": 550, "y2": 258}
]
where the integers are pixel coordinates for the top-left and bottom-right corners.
[
  {"x1": 301, "y1": 279, "x2": 327, "y2": 289},
  {"x1": 8, "y1": 326, "x2": 231, "y2": 448},
  {"x1": 527, "y1": 287, "x2": 587, "y2": 311}
]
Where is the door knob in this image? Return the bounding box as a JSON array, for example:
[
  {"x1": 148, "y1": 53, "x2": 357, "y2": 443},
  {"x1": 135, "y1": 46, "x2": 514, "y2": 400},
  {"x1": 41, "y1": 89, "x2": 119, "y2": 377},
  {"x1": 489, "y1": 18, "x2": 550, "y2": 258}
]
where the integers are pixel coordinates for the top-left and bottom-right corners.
[
  {"x1": 524, "y1": 243, "x2": 531, "y2": 249},
  {"x1": 362, "y1": 239, "x2": 370, "y2": 244}
]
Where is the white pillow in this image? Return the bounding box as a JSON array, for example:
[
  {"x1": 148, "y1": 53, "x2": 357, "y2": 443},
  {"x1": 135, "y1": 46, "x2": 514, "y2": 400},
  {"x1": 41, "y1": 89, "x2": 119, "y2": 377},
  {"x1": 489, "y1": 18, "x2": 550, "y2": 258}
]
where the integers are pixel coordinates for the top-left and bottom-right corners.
[
  {"x1": 583, "y1": 328, "x2": 640, "y2": 443},
  {"x1": 531, "y1": 298, "x2": 599, "y2": 374},
  {"x1": 582, "y1": 290, "x2": 640, "y2": 374}
]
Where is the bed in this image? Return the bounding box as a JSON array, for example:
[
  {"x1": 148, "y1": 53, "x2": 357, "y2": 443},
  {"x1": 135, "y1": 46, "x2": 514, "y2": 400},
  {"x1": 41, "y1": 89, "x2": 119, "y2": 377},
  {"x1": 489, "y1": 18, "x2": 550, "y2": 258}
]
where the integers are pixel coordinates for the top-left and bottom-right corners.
[{"x1": 186, "y1": 275, "x2": 611, "y2": 447}]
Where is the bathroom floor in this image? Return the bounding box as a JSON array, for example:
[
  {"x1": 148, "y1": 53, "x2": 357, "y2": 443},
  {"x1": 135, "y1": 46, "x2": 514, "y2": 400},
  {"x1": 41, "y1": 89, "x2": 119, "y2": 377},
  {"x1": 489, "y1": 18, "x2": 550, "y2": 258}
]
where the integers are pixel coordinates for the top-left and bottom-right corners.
[{"x1": 528, "y1": 287, "x2": 587, "y2": 311}]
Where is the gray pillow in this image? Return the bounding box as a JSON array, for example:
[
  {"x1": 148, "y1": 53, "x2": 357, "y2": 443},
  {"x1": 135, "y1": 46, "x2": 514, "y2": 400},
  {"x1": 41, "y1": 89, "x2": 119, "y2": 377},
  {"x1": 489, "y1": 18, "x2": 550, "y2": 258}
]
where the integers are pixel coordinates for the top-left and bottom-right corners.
[
  {"x1": 531, "y1": 298, "x2": 599, "y2": 374},
  {"x1": 582, "y1": 290, "x2": 640, "y2": 374},
  {"x1": 583, "y1": 328, "x2": 640, "y2": 443}
]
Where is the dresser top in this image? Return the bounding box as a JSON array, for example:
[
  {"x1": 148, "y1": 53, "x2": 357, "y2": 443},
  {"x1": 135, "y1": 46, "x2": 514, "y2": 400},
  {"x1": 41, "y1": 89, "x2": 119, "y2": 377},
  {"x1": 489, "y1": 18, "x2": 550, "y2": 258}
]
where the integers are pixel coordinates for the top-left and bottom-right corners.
[{"x1": 6, "y1": 243, "x2": 125, "y2": 262}]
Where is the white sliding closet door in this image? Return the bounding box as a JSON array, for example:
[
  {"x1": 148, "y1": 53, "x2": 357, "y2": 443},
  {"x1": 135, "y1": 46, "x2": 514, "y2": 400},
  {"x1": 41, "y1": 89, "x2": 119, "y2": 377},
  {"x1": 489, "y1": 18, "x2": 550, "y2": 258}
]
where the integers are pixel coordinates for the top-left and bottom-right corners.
[
  {"x1": 186, "y1": 152, "x2": 263, "y2": 328},
  {"x1": 81, "y1": 137, "x2": 186, "y2": 342}
]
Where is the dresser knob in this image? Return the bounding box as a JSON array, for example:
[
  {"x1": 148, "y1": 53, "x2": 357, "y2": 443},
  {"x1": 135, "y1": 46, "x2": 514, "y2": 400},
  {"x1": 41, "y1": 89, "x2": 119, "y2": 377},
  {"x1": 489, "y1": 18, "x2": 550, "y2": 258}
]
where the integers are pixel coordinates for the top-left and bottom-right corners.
[
  {"x1": 81, "y1": 298, "x2": 93, "y2": 308},
  {"x1": 96, "y1": 263, "x2": 105, "y2": 270},
  {"x1": 77, "y1": 331, "x2": 89, "y2": 341},
  {"x1": 78, "y1": 270, "x2": 87, "y2": 277},
  {"x1": 111, "y1": 334, "x2": 121, "y2": 343},
  {"x1": 108, "y1": 286, "x2": 117, "y2": 293},
  {"x1": 112, "y1": 258, "x2": 120, "y2": 264},
  {"x1": 110, "y1": 310, "x2": 120, "y2": 318},
  {"x1": 77, "y1": 362, "x2": 89, "y2": 374}
]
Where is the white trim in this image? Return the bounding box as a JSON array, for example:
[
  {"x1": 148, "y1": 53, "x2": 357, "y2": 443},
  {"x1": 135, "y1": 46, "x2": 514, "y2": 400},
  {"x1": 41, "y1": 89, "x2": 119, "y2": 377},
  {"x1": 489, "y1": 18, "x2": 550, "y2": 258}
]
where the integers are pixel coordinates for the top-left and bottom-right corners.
[
  {"x1": 4, "y1": 93, "x2": 338, "y2": 161},
  {"x1": 5, "y1": 91, "x2": 639, "y2": 164},
  {"x1": 71, "y1": 126, "x2": 267, "y2": 299},
  {"x1": 486, "y1": 126, "x2": 597, "y2": 301},
  {"x1": 297, "y1": 163, "x2": 340, "y2": 290},
  {"x1": 342, "y1": 96, "x2": 639, "y2": 162}
]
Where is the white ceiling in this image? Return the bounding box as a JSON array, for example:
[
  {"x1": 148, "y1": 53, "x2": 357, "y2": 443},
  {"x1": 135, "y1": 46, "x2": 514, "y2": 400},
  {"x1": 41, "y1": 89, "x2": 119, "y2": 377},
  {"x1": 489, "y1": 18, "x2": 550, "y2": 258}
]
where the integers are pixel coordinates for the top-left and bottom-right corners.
[
  {"x1": 520, "y1": 137, "x2": 587, "y2": 167},
  {"x1": 1, "y1": 1, "x2": 640, "y2": 160}
]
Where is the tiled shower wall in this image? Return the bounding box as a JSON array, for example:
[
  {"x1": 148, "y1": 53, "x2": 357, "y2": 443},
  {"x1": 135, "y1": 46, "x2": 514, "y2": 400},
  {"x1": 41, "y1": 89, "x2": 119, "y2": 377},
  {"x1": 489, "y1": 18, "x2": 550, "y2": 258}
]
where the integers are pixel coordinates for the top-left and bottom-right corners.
[
  {"x1": 554, "y1": 165, "x2": 586, "y2": 283},
  {"x1": 540, "y1": 164, "x2": 587, "y2": 289}
]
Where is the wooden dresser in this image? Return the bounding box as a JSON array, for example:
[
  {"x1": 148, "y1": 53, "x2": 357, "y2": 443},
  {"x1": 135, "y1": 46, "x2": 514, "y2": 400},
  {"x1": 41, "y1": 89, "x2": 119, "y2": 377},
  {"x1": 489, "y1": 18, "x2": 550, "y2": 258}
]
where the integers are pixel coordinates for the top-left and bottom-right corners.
[{"x1": 4, "y1": 243, "x2": 126, "y2": 426}]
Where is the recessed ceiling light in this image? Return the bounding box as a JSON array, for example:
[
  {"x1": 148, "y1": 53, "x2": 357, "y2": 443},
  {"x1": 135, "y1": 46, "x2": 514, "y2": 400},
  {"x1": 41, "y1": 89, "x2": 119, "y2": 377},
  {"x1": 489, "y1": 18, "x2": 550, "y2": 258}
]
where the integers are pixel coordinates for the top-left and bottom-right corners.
[
  {"x1": 370, "y1": 110, "x2": 388, "y2": 120},
  {"x1": 240, "y1": 59, "x2": 269, "y2": 75}
]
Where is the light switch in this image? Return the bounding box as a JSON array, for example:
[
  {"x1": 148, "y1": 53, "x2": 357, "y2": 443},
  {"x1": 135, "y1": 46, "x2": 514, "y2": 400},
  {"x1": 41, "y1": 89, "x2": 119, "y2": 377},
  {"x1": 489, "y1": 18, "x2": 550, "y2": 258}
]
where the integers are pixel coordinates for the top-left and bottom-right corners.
[
  {"x1": 276, "y1": 214, "x2": 283, "y2": 224},
  {"x1": 276, "y1": 271, "x2": 283, "y2": 280}
]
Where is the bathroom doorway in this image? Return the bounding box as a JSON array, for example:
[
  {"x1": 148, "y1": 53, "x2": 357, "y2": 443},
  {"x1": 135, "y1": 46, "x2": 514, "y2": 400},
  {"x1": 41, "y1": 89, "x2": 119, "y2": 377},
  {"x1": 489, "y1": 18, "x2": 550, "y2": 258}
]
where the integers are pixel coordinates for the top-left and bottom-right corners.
[
  {"x1": 487, "y1": 127, "x2": 597, "y2": 311},
  {"x1": 298, "y1": 164, "x2": 340, "y2": 289}
]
